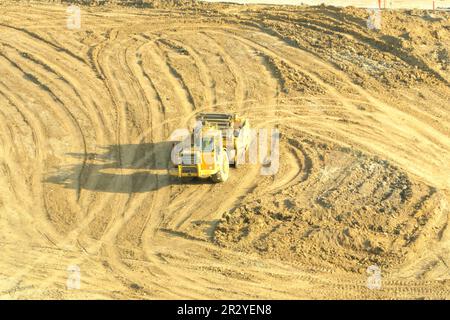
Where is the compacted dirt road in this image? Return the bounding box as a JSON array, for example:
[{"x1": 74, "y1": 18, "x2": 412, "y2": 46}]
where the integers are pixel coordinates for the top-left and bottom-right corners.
[{"x1": 0, "y1": 1, "x2": 449, "y2": 299}]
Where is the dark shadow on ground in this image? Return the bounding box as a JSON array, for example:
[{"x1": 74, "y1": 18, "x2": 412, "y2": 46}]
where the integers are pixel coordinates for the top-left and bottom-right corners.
[{"x1": 45, "y1": 141, "x2": 213, "y2": 193}]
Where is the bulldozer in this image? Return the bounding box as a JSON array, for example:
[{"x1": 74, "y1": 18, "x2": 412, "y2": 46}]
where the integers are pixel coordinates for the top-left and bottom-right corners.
[{"x1": 170, "y1": 113, "x2": 251, "y2": 183}]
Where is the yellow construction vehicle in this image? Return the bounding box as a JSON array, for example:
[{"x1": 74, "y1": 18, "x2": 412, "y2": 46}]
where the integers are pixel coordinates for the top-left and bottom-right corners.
[
  {"x1": 170, "y1": 113, "x2": 251, "y2": 183},
  {"x1": 196, "y1": 113, "x2": 251, "y2": 167}
]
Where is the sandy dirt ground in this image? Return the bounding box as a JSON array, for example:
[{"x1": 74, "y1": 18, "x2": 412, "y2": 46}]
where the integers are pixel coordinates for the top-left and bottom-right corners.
[
  {"x1": 0, "y1": 0, "x2": 449, "y2": 299},
  {"x1": 203, "y1": 0, "x2": 450, "y2": 10}
]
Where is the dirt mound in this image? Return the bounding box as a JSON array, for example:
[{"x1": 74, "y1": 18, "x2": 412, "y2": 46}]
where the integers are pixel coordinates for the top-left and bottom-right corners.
[
  {"x1": 266, "y1": 56, "x2": 326, "y2": 95},
  {"x1": 245, "y1": 6, "x2": 450, "y2": 89},
  {"x1": 215, "y1": 133, "x2": 441, "y2": 272}
]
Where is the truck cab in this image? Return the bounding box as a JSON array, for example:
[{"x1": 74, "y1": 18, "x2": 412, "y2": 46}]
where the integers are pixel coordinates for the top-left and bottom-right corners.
[{"x1": 173, "y1": 126, "x2": 230, "y2": 182}]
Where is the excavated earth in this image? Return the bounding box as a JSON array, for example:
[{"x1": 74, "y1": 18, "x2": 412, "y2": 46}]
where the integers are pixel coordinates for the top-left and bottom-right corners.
[{"x1": 0, "y1": 0, "x2": 449, "y2": 299}]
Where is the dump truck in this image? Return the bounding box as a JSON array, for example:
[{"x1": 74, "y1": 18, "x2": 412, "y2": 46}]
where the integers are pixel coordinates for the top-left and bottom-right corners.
[{"x1": 170, "y1": 113, "x2": 251, "y2": 183}]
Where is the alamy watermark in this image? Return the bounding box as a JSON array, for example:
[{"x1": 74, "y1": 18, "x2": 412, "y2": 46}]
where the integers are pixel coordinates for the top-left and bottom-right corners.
[
  {"x1": 366, "y1": 265, "x2": 382, "y2": 290},
  {"x1": 367, "y1": 9, "x2": 382, "y2": 31},
  {"x1": 67, "y1": 265, "x2": 81, "y2": 290},
  {"x1": 66, "y1": 5, "x2": 81, "y2": 30}
]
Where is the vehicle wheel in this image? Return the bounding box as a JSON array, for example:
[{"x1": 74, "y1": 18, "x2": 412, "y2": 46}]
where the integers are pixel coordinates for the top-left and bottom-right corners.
[{"x1": 211, "y1": 152, "x2": 229, "y2": 183}]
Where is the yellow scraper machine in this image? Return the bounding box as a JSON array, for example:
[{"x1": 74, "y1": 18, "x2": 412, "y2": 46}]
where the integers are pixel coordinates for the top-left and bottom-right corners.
[{"x1": 172, "y1": 112, "x2": 251, "y2": 183}]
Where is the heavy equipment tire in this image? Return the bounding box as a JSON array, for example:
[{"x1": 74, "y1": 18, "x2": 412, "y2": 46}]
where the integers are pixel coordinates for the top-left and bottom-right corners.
[{"x1": 211, "y1": 152, "x2": 229, "y2": 183}]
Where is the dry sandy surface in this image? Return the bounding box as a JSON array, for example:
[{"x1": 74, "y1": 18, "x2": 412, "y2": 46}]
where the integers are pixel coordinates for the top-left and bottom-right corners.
[
  {"x1": 0, "y1": 0, "x2": 449, "y2": 299},
  {"x1": 203, "y1": 0, "x2": 450, "y2": 10}
]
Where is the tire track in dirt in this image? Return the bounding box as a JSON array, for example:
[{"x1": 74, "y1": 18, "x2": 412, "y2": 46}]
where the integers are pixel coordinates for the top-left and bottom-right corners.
[
  {"x1": 33, "y1": 34, "x2": 164, "y2": 291},
  {"x1": 99, "y1": 37, "x2": 174, "y2": 293},
  {"x1": 145, "y1": 41, "x2": 197, "y2": 113},
  {"x1": 158, "y1": 37, "x2": 216, "y2": 109},
  {"x1": 26, "y1": 30, "x2": 201, "y2": 294},
  {"x1": 1, "y1": 23, "x2": 127, "y2": 233},
  {"x1": 0, "y1": 28, "x2": 136, "y2": 292},
  {"x1": 3, "y1": 50, "x2": 91, "y2": 210},
  {"x1": 0, "y1": 23, "x2": 87, "y2": 65},
  {"x1": 217, "y1": 26, "x2": 450, "y2": 189},
  {"x1": 0, "y1": 36, "x2": 119, "y2": 215},
  {"x1": 0, "y1": 50, "x2": 87, "y2": 236},
  {"x1": 199, "y1": 31, "x2": 247, "y2": 110}
]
